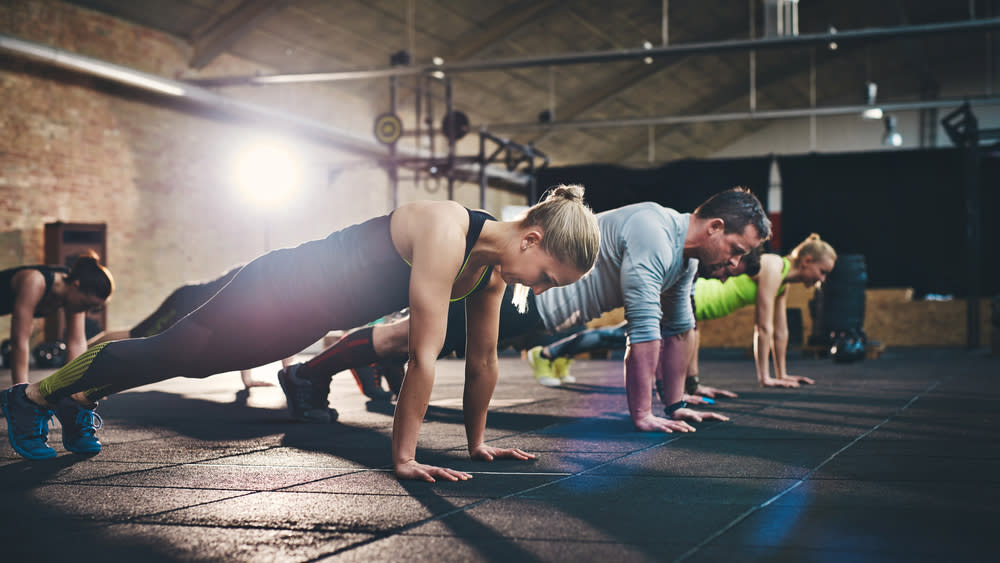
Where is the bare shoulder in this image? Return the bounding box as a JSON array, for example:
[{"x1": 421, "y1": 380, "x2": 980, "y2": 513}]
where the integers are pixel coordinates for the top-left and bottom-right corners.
[
  {"x1": 756, "y1": 254, "x2": 785, "y2": 282},
  {"x1": 11, "y1": 268, "x2": 44, "y2": 290},
  {"x1": 10, "y1": 268, "x2": 46, "y2": 303},
  {"x1": 391, "y1": 200, "x2": 469, "y2": 259},
  {"x1": 395, "y1": 200, "x2": 467, "y2": 227}
]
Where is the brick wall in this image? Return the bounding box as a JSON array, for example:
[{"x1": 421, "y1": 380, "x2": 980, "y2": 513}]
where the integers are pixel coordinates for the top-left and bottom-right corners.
[{"x1": 1, "y1": 0, "x2": 525, "y2": 345}]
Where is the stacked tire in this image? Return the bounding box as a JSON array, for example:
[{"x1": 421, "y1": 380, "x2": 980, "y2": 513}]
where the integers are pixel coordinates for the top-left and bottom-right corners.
[{"x1": 812, "y1": 254, "x2": 868, "y2": 363}]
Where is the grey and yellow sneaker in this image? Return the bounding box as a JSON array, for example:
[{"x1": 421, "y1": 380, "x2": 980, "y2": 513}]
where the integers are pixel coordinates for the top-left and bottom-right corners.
[{"x1": 527, "y1": 346, "x2": 560, "y2": 387}]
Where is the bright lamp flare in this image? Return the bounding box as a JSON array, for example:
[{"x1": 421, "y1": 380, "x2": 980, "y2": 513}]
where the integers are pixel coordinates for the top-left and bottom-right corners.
[{"x1": 233, "y1": 141, "x2": 301, "y2": 207}]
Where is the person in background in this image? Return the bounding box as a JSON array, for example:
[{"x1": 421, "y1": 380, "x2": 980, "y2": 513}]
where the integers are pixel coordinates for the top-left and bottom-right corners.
[
  {"x1": 88, "y1": 266, "x2": 281, "y2": 389},
  {"x1": 685, "y1": 233, "x2": 837, "y2": 390},
  {"x1": 1, "y1": 251, "x2": 113, "y2": 458},
  {"x1": 1, "y1": 250, "x2": 114, "y2": 388}
]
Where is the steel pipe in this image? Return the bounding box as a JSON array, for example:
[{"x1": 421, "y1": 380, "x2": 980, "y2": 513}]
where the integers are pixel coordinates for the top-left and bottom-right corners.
[
  {"x1": 484, "y1": 96, "x2": 1000, "y2": 132},
  {"x1": 184, "y1": 18, "x2": 1000, "y2": 86}
]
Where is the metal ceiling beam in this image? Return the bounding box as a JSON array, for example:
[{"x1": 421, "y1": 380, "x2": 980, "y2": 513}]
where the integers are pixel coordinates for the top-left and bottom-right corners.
[
  {"x1": 190, "y1": 0, "x2": 290, "y2": 69},
  {"x1": 525, "y1": 13, "x2": 753, "y2": 147},
  {"x1": 497, "y1": 49, "x2": 818, "y2": 161},
  {"x1": 184, "y1": 17, "x2": 1000, "y2": 86},
  {"x1": 484, "y1": 96, "x2": 1000, "y2": 131},
  {"x1": 0, "y1": 32, "x2": 530, "y2": 187}
]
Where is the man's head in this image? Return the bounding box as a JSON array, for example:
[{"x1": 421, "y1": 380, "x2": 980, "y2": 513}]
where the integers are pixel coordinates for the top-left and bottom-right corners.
[
  {"x1": 691, "y1": 187, "x2": 771, "y2": 274},
  {"x1": 698, "y1": 244, "x2": 763, "y2": 280}
]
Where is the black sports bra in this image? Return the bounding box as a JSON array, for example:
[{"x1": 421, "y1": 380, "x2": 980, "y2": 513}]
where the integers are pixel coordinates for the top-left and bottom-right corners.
[{"x1": 398, "y1": 208, "x2": 496, "y2": 302}]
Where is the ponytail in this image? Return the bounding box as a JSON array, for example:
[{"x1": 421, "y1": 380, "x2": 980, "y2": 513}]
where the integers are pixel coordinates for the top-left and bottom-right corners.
[{"x1": 789, "y1": 233, "x2": 837, "y2": 266}]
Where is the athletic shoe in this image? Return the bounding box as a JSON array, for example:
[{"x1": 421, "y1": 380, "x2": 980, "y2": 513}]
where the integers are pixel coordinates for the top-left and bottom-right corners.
[
  {"x1": 54, "y1": 397, "x2": 102, "y2": 454},
  {"x1": 527, "y1": 346, "x2": 560, "y2": 387},
  {"x1": 553, "y1": 357, "x2": 576, "y2": 384},
  {"x1": 278, "y1": 364, "x2": 335, "y2": 423},
  {"x1": 350, "y1": 364, "x2": 393, "y2": 401},
  {"x1": 1, "y1": 384, "x2": 57, "y2": 460}
]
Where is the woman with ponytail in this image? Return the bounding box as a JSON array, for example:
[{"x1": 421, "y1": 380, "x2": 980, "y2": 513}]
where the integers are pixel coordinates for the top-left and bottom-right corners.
[
  {"x1": 3, "y1": 187, "x2": 600, "y2": 482},
  {"x1": 686, "y1": 233, "x2": 837, "y2": 391},
  {"x1": 1, "y1": 250, "x2": 113, "y2": 387}
]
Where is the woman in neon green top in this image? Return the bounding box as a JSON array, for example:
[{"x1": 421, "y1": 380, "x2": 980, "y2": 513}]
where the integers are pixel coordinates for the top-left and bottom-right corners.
[{"x1": 690, "y1": 233, "x2": 837, "y2": 389}]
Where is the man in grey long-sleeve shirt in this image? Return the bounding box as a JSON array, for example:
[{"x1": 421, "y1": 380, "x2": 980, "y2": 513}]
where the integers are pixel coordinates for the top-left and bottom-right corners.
[{"x1": 283, "y1": 187, "x2": 771, "y2": 432}]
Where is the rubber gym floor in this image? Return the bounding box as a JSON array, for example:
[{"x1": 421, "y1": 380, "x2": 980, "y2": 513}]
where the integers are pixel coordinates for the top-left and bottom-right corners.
[{"x1": 1, "y1": 348, "x2": 997, "y2": 562}]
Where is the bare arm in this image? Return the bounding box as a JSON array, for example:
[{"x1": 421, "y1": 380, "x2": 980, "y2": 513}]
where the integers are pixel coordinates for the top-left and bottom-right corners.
[
  {"x1": 391, "y1": 203, "x2": 472, "y2": 482},
  {"x1": 64, "y1": 309, "x2": 88, "y2": 362},
  {"x1": 771, "y1": 292, "x2": 790, "y2": 378},
  {"x1": 462, "y1": 275, "x2": 535, "y2": 462},
  {"x1": 657, "y1": 330, "x2": 730, "y2": 426},
  {"x1": 462, "y1": 274, "x2": 501, "y2": 451},
  {"x1": 628, "y1": 338, "x2": 697, "y2": 432},
  {"x1": 753, "y1": 255, "x2": 795, "y2": 388},
  {"x1": 773, "y1": 291, "x2": 815, "y2": 385},
  {"x1": 9, "y1": 271, "x2": 45, "y2": 386}
]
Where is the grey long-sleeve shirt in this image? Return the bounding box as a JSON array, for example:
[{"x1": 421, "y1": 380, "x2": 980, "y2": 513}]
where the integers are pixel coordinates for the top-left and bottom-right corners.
[{"x1": 534, "y1": 202, "x2": 696, "y2": 344}]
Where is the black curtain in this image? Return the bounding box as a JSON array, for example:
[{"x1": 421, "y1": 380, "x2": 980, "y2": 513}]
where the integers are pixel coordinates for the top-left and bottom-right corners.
[
  {"x1": 536, "y1": 150, "x2": 996, "y2": 297},
  {"x1": 535, "y1": 157, "x2": 772, "y2": 214},
  {"x1": 779, "y1": 148, "x2": 997, "y2": 296}
]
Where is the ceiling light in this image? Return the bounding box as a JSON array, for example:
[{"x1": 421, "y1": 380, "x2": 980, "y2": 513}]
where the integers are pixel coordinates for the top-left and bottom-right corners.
[
  {"x1": 862, "y1": 107, "x2": 883, "y2": 120},
  {"x1": 432, "y1": 56, "x2": 444, "y2": 66},
  {"x1": 882, "y1": 115, "x2": 903, "y2": 147},
  {"x1": 862, "y1": 81, "x2": 882, "y2": 120}
]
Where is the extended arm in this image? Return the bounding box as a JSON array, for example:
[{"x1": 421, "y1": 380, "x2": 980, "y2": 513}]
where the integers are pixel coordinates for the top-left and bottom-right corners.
[
  {"x1": 64, "y1": 309, "x2": 88, "y2": 362},
  {"x1": 772, "y1": 292, "x2": 790, "y2": 379},
  {"x1": 463, "y1": 275, "x2": 535, "y2": 463},
  {"x1": 773, "y1": 291, "x2": 815, "y2": 385},
  {"x1": 754, "y1": 255, "x2": 796, "y2": 388},
  {"x1": 627, "y1": 338, "x2": 694, "y2": 432},
  {"x1": 9, "y1": 271, "x2": 45, "y2": 386},
  {"x1": 392, "y1": 204, "x2": 472, "y2": 482},
  {"x1": 656, "y1": 330, "x2": 730, "y2": 426}
]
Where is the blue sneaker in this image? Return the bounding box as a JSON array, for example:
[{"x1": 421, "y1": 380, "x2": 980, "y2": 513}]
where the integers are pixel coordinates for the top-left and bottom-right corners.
[
  {"x1": 1, "y1": 384, "x2": 57, "y2": 460},
  {"x1": 277, "y1": 364, "x2": 337, "y2": 423},
  {"x1": 54, "y1": 398, "x2": 102, "y2": 454}
]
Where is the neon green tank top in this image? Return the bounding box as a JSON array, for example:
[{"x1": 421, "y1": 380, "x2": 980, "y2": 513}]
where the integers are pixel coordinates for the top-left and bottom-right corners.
[{"x1": 694, "y1": 256, "x2": 790, "y2": 321}]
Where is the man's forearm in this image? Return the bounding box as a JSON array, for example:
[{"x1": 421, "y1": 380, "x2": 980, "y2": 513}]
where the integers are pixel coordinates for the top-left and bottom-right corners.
[
  {"x1": 659, "y1": 330, "x2": 694, "y2": 405},
  {"x1": 624, "y1": 340, "x2": 661, "y2": 423}
]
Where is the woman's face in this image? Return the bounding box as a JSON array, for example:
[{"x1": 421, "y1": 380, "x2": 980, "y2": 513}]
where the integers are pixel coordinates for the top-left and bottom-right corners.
[
  {"x1": 64, "y1": 282, "x2": 108, "y2": 314},
  {"x1": 499, "y1": 243, "x2": 586, "y2": 295},
  {"x1": 801, "y1": 254, "x2": 836, "y2": 288}
]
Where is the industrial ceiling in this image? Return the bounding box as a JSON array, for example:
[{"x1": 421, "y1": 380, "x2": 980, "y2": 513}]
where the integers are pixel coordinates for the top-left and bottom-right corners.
[{"x1": 51, "y1": 0, "x2": 1000, "y2": 168}]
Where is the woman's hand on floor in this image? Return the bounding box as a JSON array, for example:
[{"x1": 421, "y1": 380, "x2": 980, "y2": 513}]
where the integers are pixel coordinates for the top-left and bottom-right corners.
[
  {"x1": 470, "y1": 444, "x2": 536, "y2": 462},
  {"x1": 395, "y1": 459, "x2": 472, "y2": 483}
]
